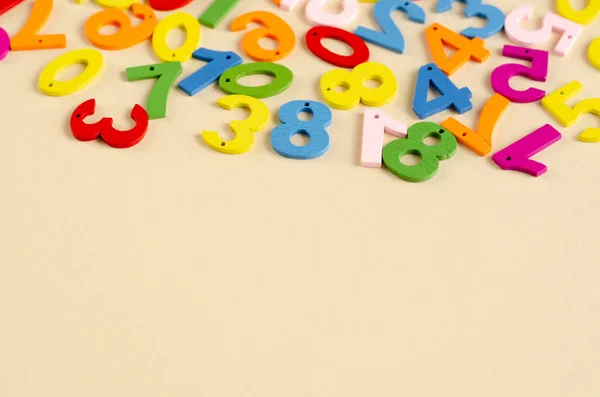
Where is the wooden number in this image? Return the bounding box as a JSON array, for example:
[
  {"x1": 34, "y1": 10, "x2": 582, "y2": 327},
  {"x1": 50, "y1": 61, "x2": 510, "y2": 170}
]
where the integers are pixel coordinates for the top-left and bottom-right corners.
[
  {"x1": 10, "y1": 0, "x2": 66, "y2": 50},
  {"x1": 199, "y1": 0, "x2": 240, "y2": 28},
  {"x1": 84, "y1": 3, "x2": 157, "y2": 50},
  {"x1": 0, "y1": 27, "x2": 8, "y2": 61},
  {"x1": 219, "y1": 62, "x2": 294, "y2": 98},
  {"x1": 305, "y1": 26, "x2": 369, "y2": 68},
  {"x1": 542, "y1": 80, "x2": 600, "y2": 142},
  {"x1": 70, "y1": 99, "x2": 149, "y2": 149},
  {"x1": 126, "y1": 62, "x2": 183, "y2": 120},
  {"x1": 202, "y1": 95, "x2": 270, "y2": 154},
  {"x1": 425, "y1": 23, "x2": 489, "y2": 76},
  {"x1": 492, "y1": 124, "x2": 561, "y2": 177},
  {"x1": 148, "y1": 0, "x2": 193, "y2": 11},
  {"x1": 354, "y1": 0, "x2": 425, "y2": 54},
  {"x1": 38, "y1": 48, "x2": 104, "y2": 96},
  {"x1": 490, "y1": 45, "x2": 548, "y2": 104},
  {"x1": 360, "y1": 109, "x2": 408, "y2": 167},
  {"x1": 75, "y1": 0, "x2": 138, "y2": 9},
  {"x1": 320, "y1": 62, "x2": 398, "y2": 110},
  {"x1": 179, "y1": 48, "x2": 242, "y2": 96},
  {"x1": 152, "y1": 12, "x2": 201, "y2": 62},
  {"x1": 440, "y1": 93, "x2": 509, "y2": 156},
  {"x1": 557, "y1": 0, "x2": 600, "y2": 25},
  {"x1": 588, "y1": 37, "x2": 600, "y2": 70},
  {"x1": 436, "y1": 0, "x2": 504, "y2": 38},
  {"x1": 504, "y1": 5, "x2": 582, "y2": 56},
  {"x1": 230, "y1": 11, "x2": 295, "y2": 62}
]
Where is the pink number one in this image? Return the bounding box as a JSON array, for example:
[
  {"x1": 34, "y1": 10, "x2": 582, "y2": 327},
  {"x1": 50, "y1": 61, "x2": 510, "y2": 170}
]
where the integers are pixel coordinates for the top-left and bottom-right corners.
[
  {"x1": 492, "y1": 124, "x2": 562, "y2": 177},
  {"x1": 360, "y1": 109, "x2": 408, "y2": 168}
]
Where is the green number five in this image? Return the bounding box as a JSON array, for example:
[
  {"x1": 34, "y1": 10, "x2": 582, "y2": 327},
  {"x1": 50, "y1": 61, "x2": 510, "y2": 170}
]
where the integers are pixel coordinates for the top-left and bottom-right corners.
[{"x1": 126, "y1": 62, "x2": 183, "y2": 120}]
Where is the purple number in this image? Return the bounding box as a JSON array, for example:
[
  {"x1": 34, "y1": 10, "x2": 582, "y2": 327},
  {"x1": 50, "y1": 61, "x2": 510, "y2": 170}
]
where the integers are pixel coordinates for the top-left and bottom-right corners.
[
  {"x1": 492, "y1": 124, "x2": 562, "y2": 177},
  {"x1": 0, "y1": 27, "x2": 9, "y2": 61},
  {"x1": 490, "y1": 45, "x2": 549, "y2": 103}
]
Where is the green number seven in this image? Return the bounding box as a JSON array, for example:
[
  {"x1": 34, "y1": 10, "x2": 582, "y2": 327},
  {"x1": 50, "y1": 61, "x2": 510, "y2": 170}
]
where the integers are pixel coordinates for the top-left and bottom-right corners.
[{"x1": 126, "y1": 62, "x2": 183, "y2": 120}]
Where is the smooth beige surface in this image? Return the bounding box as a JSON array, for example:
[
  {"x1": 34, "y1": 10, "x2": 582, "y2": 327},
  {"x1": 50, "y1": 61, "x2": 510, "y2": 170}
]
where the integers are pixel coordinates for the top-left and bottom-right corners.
[{"x1": 1, "y1": 1, "x2": 599, "y2": 396}]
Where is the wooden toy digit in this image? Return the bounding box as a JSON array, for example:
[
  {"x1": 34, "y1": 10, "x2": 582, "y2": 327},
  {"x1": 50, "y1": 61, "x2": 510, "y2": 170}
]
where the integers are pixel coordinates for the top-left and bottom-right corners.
[
  {"x1": 219, "y1": 62, "x2": 293, "y2": 98},
  {"x1": 70, "y1": 99, "x2": 149, "y2": 149},
  {"x1": 425, "y1": 23, "x2": 490, "y2": 76},
  {"x1": 202, "y1": 95, "x2": 270, "y2": 154},
  {"x1": 38, "y1": 49, "x2": 104, "y2": 96},
  {"x1": 305, "y1": 0, "x2": 359, "y2": 28},
  {"x1": 305, "y1": 26, "x2": 369, "y2": 68},
  {"x1": 541, "y1": 80, "x2": 600, "y2": 142},
  {"x1": 412, "y1": 63, "x2": 472, "y2": 119},
  {"x1": 230, "y1": 11, "x2": 295, "y2": 62},
  {"x1": 557, "y1": 0, "x2": 600, "y2": 25},
  {"x1": 490, "y1": 45, "x2": 548, "y2": 104},
  {"x1": 588, "y1": 37, "x2": 600, "y2": 70},
  {"x1": 0, "y1": 27, "x2": 9, "y2": 61},
  {"x1": 492, "y1": 124, "x2": 561, "y2": 177},
  {"x1": 360, "y1": 109, "x2": 408, "y2": 167},
  {"x1": 436, "y1": 0, "x2": 504, "y2": 39},
  {"x1": 320, "y1": 62, "x2": 398, "y2": 110},
  {"x1": 126, "y1": 62, "x2": 183, "y2": 120},
  {"x1": 84, "y1": 3, "x2": 157, "y2": 50},
  {"x1": 179, "y1": 48, "x2": 242, "y2": 96},
  {"x1": 440, "y1": 93, "x2": 509, "y2": 156},
  {"x1": 90, "y1": 0, "x2": 138, "y2": 9},
  {"x1": 0, "y1": 0, "x2": 24, "y2": 16},
  {"x1": 199, "y1": 0, "x2": 240, "y2": 28},
  {"x1": 271, "y1": 100, "x2": 332, "y2": 160},
  {"x1": 504, "y1": 5, "x2": 582, "y2": 56},
  {"x1": 148, "y1": 0, "x2": 193, "y2": 11},
  {"x1": 152, "y1": 12, "x2": 201, "y2": 63},
  {"x1": 382, "y1": 122, "x2": 457, "y2": 182},
  {"x1": 10, "y1": 0, "x2": 66, "y2": 50},
  {"x1": 354, "y1": 0, "x2": 425, "y2": 54}
]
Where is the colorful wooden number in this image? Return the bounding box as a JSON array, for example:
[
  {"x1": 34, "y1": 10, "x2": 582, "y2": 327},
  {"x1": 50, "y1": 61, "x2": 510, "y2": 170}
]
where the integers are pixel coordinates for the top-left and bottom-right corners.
[
  {"x1": 490, "y1": 45, "x2": 548, "y2": 104},
  {"x1": 360, "y1": 109, "x2": 408, "y2": 167},
  {"x1": 126, "y1": 62, "x2": 183, "y2": 120},
  {"x1": 230, "y1": 11, "x2": 295, "y2": 62},
  {"x1": 504, "y1": 5, "x2": 582, "y2": 57},
  {"x1": 306, "y1": 26, "x2": 369, "y2": 68},
  {"x1": 84, "y1": 3, "x2": 157, "y2": 50},
  {"x1": 0, "y1": 27, "x2": 8, "y2": 61},
  {"x1": 152, "y1": 12, "x2": 201, "y2": 63},
  {"x1": 588, "y1": 38, "x2": 600, "y2": 70},
  {"x1": 199, "y1": 0, "x2": 240, "y2": 28},
  {"x1": 354, "y1": 0, "x2": 425, "y2": 54},
  {"x1": 382, "y1": 122, "x2": 457, "y2": 182},
  {"x1": 0, "y1": 0, "x2": 24, "y2": 16},
  {"x1": 425, "y1": 23, "x2": 490, "y2": 76},
  {"x1": 542, "y1": 80, "x2": 600, "y2": 142},
  {"x1": 219, "y1": 62, "x2": 294, "y2": 98},
  {"x1": 492, "y1": 124, "x2": 561, "y2": 177},
  {"x1": 557, "y1": 0, "x2": 600, "y2": 25},
  {"x1": 412, "y1": 63, "x2": 472, "y2": 119},
  {"x1": 306, "y1": 0, "x2": 359, "y2": 27},
  {"x1": 70, "y1": 99, "x2": 149, "y2": 149},
  {"x1": 436, "y1": 0, "x2": 504, "y2": 38},
  {"x1": 10, "y1": 0, "x2": 66, "y2": 50},
  {"x1": 74, "y1": 0, "x2": 138, "y2": 9},
  {"x1": 440, "y1": 93, "x2": 510, "y2": 156},
  {"x1": 179, "y1": 48, "x2": 242, "y2": 96},
  {"x1": 38, "y1": 49, "x2": 104, "y2": 96},
  {"x1": 320, "y1": 62, "x2": 398, "y2": 110},
  {"x1": 148, "y1": 0, "x2": 193, "y2": 11},
  {"x1": 202, "y1": 95, "x2": 270, "y2": 154},
  {"x1": 271, "y1": 100, "x2": 332, "y2": 160}
]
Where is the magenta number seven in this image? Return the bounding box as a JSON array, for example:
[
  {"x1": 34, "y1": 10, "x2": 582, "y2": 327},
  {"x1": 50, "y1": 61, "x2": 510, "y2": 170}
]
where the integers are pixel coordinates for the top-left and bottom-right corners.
[{"x1": 492, "y1": 124, "x2": 562, "y2": 177}]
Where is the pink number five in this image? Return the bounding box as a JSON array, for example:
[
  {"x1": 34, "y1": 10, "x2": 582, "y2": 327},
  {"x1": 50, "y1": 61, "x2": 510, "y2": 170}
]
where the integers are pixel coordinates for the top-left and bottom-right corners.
[{"x1": 492, "y1": 124, "x2": 562, "y2": 177}]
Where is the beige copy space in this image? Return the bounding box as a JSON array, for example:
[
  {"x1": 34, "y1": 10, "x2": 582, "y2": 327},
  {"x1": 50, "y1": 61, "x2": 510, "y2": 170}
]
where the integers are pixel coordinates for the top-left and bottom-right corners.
[{"x1": 1, "y1": 0, "x2": 599, "y2": 396}]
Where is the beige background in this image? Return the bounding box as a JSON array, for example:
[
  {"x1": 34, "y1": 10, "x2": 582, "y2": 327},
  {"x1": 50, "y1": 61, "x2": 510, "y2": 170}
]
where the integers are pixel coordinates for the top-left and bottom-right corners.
[{"x1": 1, "y1": 0, "x2": 599, "y2": 396}]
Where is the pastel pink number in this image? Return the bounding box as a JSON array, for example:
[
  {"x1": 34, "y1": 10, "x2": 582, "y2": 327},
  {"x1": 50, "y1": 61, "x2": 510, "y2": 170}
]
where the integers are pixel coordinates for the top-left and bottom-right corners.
[
  {"x1": 360, "y1": 109, "x2": 408, "y2": 168},
  {"x1": 0, "y1": 27, "x2": 8, "y2": 61},
  {"x1": 490, "y1": 45, "x2": 548, "y2": 103},
  {"x1": 492, "y1": 124, "x2": 561, "y2": 177},
  {"x1": 306, "y1": 0, "x2": 359, "y2": 27},
  {"x1": 504, "y1": 5, "x2": 582, "y2": 56}
]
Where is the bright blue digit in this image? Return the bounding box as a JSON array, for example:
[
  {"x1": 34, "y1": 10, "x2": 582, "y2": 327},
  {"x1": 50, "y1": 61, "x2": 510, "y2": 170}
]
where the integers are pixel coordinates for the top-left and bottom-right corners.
[
  {"x1": 271, "y1": 100, "x2": 332, "y2": 160},
  {"x1": 436, "y1": 0, "x2": 504, "y2": 39},
  {"x1": 178, "y1": 48, "x2": 242, "y2": 96},
  {"x1": 412, "y1": 63, "x2": 472, "y2": 119},
  {"x1": 354, "y1": 0, "x2": 425, "y2": 54}
]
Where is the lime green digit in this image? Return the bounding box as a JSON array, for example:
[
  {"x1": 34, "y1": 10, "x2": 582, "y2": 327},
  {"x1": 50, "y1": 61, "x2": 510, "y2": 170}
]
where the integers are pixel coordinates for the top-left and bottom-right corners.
[
  {"x1": 219, "y1": 62, "x2": 293, "y2": 99},
  {"x1": 126, "y1": 62, "x2": 182, "y2": 120}
]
